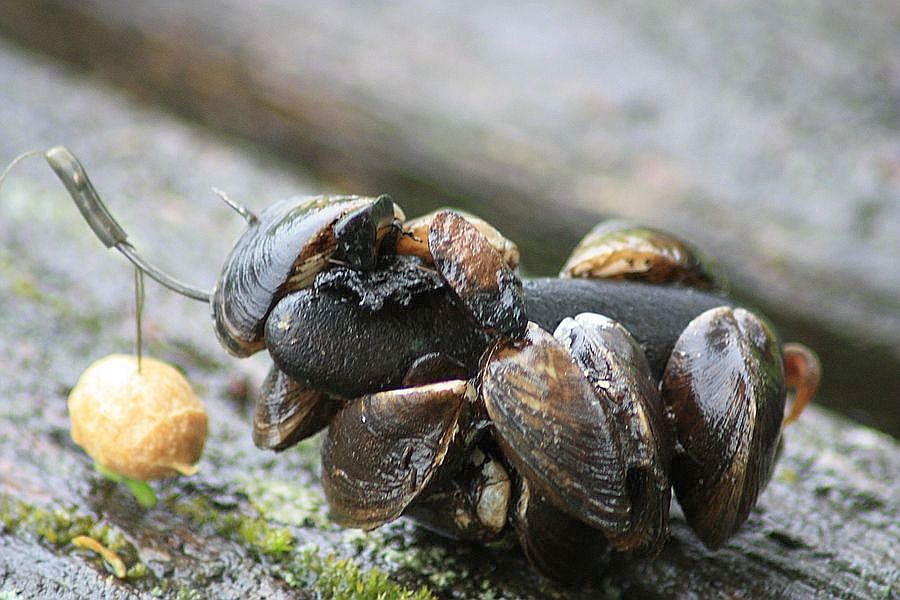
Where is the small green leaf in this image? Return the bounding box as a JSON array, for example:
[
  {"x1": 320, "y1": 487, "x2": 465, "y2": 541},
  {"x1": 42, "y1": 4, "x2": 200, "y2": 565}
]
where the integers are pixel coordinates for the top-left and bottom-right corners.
[{"x1": 94, "y1": 464, "x2": 157, "y2": 508}]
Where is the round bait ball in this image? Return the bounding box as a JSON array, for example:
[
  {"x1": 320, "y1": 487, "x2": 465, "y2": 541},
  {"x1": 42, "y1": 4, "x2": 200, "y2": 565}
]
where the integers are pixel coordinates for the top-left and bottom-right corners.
[{"x1": 68, "y1": 354, "x2": 208, "y2": 481}]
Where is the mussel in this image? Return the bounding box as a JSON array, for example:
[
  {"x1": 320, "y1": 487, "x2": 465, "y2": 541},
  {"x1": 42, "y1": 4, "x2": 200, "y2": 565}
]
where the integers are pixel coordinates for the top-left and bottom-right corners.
[{"x1": 47, "y1": 146, "x2": 821, "y2": 584}]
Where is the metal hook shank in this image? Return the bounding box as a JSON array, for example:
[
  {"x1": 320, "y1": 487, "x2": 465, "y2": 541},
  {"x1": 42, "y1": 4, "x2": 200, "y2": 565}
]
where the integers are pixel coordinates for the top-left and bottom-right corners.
[
  {"x1": 45, "y1": 146, "x2": 212, "y2": 303},
  {"x1": 45, "y1": 146, "x2": 127, "y2": 248}
]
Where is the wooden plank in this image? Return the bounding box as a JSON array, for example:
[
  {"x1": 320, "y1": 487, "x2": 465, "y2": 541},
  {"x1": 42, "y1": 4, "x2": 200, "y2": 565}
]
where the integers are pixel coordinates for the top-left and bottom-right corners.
[
  {"x1": 0, "y1": 36, "x2": 898, "y2": 600},
  {"x1": 0, "y1": 0, "x2": 898, "y2": 435}
]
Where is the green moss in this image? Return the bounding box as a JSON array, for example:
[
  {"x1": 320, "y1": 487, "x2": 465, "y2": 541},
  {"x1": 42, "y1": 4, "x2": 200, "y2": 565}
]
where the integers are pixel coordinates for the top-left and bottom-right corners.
[
  {"x1": 169, "y1": 494, "x2": 434, "y2": 598},
  {"x1": 237, "y1": 517, "x2": 294, "y2": 557},
  {"x1": 280, "y1": 546, "x2": 435, "y2": 600},
  {"x1": 171, "y1": 494, "x2": 294, "y2": 559},
  {"x1": 174, "y1": 589, "x2": 204, "y2": 600},
  {"x1": 238, "y1": 476, "x2": 331, "y2": 530},
  {"x1": 382, "y1": 540, "x2": 463, "y2": 590},
  {"x1": 777, "y1": 467, "x2": 798, "y2": 485},
  {"x1": 10, "y1": 274, "x2": 43, "y2": 302},
  {"x1": 0, "y1": 591, "x2": 23, "y2": 600},
  {"x1": 126, "y1": 561, "x2": 149, "y2": 580},
  {"x1": 0, "y1": 496, "x2": 145, "y2": 577}
]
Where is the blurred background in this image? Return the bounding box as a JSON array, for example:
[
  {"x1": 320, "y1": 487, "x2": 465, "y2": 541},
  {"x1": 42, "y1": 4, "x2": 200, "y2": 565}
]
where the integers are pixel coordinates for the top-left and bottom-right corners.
[{"x1": 1, "y1": 0, "x2": 898, "y2": 437}]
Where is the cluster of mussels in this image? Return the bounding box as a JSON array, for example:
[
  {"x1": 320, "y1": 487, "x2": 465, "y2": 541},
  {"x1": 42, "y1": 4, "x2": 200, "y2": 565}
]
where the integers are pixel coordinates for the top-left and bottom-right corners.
[
  {"x1": 43, "y1": 145, "x2": 819, "y2": 585},
  {"x1": 206, "y1": 195, "x2": 819, "y2": 582}
]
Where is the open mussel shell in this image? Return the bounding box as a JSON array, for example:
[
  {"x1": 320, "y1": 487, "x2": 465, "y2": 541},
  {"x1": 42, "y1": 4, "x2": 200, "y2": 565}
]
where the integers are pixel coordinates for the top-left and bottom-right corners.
[
  {"x1": 401, "y1": 352, "x2": 471, "y2": 387},
  {"x1": 405, "y1": 445, "x2": 511, "y2": 543},
  {"x1": 514, "y1": 476, "x2": 609, "y2": 584},
  {"x1": 560, "y1": 219, "x2": 725, "y2": 291},
  {"x1": 661, "y1": 306, "x2": 785, "y2": 548},
  {"x1": 212, "y1": 195, "x2": 403, "y2": 357},
  {"x1": 554, "y1": 313, "x2": 672, "y2": 554},
  {"x1": 321, "y1": 380, "x2": 477, "y2": 530},
  {"x1": 252, "y1": 365, "x2": 341, "y2": 451},
  {"x1": 481, "y1": 322, "x2": 631, "y2": 535},
  {"x1": 397, "y1": 208, "x2": 520, "y2": 269},
  {"x1": 428, "y1": 210, "x2": 527, "y2": 339}
]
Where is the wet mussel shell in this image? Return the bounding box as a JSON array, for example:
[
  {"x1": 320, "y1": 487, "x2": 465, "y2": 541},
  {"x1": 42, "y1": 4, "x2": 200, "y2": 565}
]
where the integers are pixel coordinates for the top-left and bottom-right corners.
[
  {"x1": 428, "y1": 210, "x2": 527, "y2": 340},
  {"x1": 559, "y1": 219, "x2": 725, "y2": 291},
  {"x1": 212, "y1": 195, "x2": 397, "y2": 357},
  {"x1": 514, "y1": 476, "x2": 610, "y2": 584},
  {"x1": 661, "y1": 306, "x2": 785, "y2": 548},
  {"x1": 480, "y1": 322, "x2": 632, "y2": 535},
  {"x1": 252, "y1": 365, "x2": 341, "y2": 451},
  {"x1": 321, "y1": 380, "x2": 477, "y2": 530},
  {"x1": 554, "y1": 313, "x2": 672, "y2": 554},
  {"x1": 405, "y1": 445, "x2": 512, "y2": 543},
  {"x1": 397, "y1": 208, "x2": 520, "y2": 269}
]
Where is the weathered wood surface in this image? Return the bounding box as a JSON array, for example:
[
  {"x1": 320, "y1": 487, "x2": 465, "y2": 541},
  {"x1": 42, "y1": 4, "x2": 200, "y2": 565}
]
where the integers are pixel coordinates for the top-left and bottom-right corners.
[
  {"x1": 1, "y1": 0, "x2": 899, "y2": 435},
  {"x1": 1, "y1": 40, "x2": 899, "y2": 600}
]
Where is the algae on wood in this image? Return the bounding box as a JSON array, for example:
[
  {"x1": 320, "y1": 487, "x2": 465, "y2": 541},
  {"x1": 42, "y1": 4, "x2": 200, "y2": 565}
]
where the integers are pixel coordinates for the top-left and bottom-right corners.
[{"x1": 0, "y1": 34, "x2": 898, "y2": 600}]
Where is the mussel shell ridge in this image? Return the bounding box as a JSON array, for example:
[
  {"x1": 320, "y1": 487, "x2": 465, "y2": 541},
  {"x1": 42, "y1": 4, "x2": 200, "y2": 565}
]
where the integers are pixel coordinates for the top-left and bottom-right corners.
[
  {"x1": 662, "y1": 306, "x2": 785, "y2": 547},
  {"x1": 212, "y1": 195, "x2": 376, "y2": 357},
  {"x1": 252, "y1": 365, "x2": 340, "y2": 451},
  {"x1": 321, "y1": 380, "x2": 475, "y2": 530},
  {"x1": 554, "y1": 313, "x2": 672, "y2": 554},
  {"x1": 559, "y1": 219, "x2": 724, "y2": 290},
  {"x1": 481, "y1": 323, "x2": 631, "y2": 534},
  {"x1": 428, "y1": 210, "x2": 527, "y2": 339}
]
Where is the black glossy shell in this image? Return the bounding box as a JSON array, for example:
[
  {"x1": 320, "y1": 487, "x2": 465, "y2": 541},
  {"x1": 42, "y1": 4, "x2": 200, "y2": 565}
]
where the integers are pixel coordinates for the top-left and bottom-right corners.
[
  {"x1": 514, "y1": 476, "x2": 609, "y2": 585},
  {"x1": 211, "y1": 195, "x2": 395, "y2": 357},
  {"x1": 661, "y1": 306, "x2": 785, "y2": 547}
]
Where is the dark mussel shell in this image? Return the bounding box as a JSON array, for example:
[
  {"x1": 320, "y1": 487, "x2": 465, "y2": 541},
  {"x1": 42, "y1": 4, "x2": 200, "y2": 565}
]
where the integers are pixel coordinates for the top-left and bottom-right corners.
[
  {"x1": 331, "y1": 194, "x2": 399, "y2": 271},
  {"x1": 661, "y1": 306, "x2": 785, "y2": 547},
  {"x1": 481, "y1": 322, "x2": 631, "y2": 535},
  {"x1": 514, "y1": 476, "x2": 610, "y2": 584},
  {"x1": 405, "y1": 445, "x2": 511, "y2": 543},
  {"x1": 401, "y1": 352, "x2": 471, "y2": 387},
  {"x1": 560, "y1": 220, "x2": 724, "y2": 291},
  {"x1": 396, "y1": 208, "x2": 520, "y2": 269},
  {"x1": 264, "y1": 276, "x2": 732, "y2": 399},
  {"x1": 212, "y1": 195, "x2": 401, "y2": 357},
  {"x1": 428, "y1": 210, "x2": 527, "y2": 340},
  {"x1": 252, "y1": 365, "x2": 341, "y2": 451},
  {"x1": 554, "y1": 313, "x2": 672, "y2": 554},
  {"x1": 321, "y1": 380, "x2": 477, "y2": 530}
]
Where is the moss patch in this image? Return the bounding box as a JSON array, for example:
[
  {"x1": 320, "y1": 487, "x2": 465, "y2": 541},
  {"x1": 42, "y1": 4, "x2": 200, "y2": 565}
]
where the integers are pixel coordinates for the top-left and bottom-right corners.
[
  {"x1": 169, "y1": 493, "x2": 435, "y2": 598},
  {"x1": 279, "y1": 545, "x2": 435, "y2": 600},
  {"x1": 0, "y1": 495, "x2": 146, "y2": 580},
  {"x1": 170, "y1": 494, "x2": 294, "y2": 559},
  {"x1": 238, "y1": 476, "x2": 331, "y2": 530}
]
